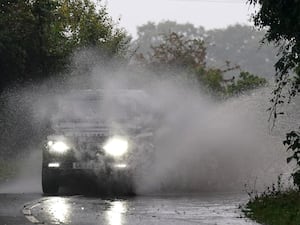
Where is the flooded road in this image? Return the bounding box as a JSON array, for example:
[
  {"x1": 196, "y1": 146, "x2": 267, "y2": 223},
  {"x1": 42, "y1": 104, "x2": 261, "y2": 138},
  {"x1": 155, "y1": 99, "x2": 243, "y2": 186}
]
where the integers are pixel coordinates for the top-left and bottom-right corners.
[
  {"x1": 0, "y1": 193, "x2": 259, "y2": 225},
  {"x1": 0, "y1": 193, "x2": 40, "y2": 225}
]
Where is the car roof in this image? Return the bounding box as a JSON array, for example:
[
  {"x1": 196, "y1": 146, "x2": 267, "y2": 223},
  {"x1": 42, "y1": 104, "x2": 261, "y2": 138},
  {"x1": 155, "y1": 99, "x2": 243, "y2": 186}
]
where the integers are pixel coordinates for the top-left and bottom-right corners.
[{"x1": 61, "y1": 89, "x2": 148, "y2": 101}]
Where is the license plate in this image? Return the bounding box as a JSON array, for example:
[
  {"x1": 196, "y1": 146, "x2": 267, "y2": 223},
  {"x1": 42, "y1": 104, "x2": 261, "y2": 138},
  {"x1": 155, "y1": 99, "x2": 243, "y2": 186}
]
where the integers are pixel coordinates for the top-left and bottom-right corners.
[{"x1": 72, "y1": 162, "x2": 103, "y2": 170}]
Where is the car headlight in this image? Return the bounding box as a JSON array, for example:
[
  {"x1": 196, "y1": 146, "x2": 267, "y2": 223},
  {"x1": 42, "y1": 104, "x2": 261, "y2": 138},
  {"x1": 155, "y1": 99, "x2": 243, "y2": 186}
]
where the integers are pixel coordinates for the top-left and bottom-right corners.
[
  {"x1": 103, "y1": 136, "x2": 129, "y2": 157},
  {"x1": 47, "y1": 141, "x2": 70, "y2": 154}
]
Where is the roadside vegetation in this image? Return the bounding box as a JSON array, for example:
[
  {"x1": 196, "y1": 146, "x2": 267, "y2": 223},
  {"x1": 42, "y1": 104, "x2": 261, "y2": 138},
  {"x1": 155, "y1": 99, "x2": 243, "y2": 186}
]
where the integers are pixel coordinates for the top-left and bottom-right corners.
[
  {"x1": 245, "y1": 189, "x2": 300, "y2": 225},
  {"x1": 134, "y1": 22, "x2": 278, "y2": 78},
  {"x1": 0, "y1": 0, "x2": 129, "y2": 92},
  {"x1": 243, "y1": 0, "x2": 300, "y2": 224},
  {"x1": 135, "y1": 32, "x2": 267, "y2": 98}
]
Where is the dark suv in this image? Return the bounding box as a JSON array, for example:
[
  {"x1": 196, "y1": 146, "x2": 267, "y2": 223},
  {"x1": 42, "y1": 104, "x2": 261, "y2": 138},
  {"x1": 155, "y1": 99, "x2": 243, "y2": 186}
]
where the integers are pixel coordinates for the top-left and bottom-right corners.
[{"x1": 42, "y1": 90, "x2": 154, "y2": 194}]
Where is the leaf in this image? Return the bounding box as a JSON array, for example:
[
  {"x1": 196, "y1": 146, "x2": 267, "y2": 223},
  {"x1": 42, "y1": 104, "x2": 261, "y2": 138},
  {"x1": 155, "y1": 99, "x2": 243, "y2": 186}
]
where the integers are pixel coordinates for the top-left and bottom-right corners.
[{"x1": 287, "y1": 156, "x2": 294, "y2": 164}]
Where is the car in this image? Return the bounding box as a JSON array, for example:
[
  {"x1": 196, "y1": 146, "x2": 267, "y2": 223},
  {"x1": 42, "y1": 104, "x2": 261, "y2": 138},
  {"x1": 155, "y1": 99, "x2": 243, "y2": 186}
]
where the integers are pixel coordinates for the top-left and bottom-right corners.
[{"x1": 42, "y1": 89, "x2": 154, "y2": 195}]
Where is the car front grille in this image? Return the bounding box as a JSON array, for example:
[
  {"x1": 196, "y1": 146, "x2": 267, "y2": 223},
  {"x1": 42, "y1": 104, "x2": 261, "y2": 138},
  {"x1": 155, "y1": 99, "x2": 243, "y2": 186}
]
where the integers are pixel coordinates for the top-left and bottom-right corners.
[{"x1": 74, "y1": 136, "x2": 107, "y2": 161}]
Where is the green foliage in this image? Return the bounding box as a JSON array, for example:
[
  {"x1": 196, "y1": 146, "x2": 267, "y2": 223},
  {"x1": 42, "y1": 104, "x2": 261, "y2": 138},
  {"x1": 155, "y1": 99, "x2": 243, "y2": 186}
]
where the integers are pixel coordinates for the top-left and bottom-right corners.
[
  {"x1": 243, "y1": 175, "x2": 300, "y2": 225},
  {"x1": 134, "y1": 22, "x2": 278, "y2": 78},
  {"x1": 249, "y1": 0, "x2": 300, "y2": 185},
  {"x1": 0, "y1": 0, "x2": 129, "y2": 92},
  {"x1": 245, "y1": 189, "x2": 300, "y2": 225},
  {"x1": 136, "y1": 32, "x2": 206, "y2": 74},
  {"x1": 284, "y1": 130, "x2": 300, "y2": 188},
  {"x1": 0, "y1": 0, "x2": 70, "y2": 85},
  {"x1": 206, "y1": 24, "x2": 277, "y2": 78},
  {"x1": 135, "y1": 21, "x2": 205, "y2": 55},
  {"x1": 136, "y1": 32, "x2": 267, "y2": 97},
  {"x1": 58, "y1": 0, "x2": 129, "y2": 56},
  {"x1": 199, "y1": 68, "x2": 225, "y2": 95},
  {"x1": 227, "y1": 72, "x2": 267, "y2": 96},
  {"x1": 249, "y1": 0, "x2": 300, "y2": 118}
]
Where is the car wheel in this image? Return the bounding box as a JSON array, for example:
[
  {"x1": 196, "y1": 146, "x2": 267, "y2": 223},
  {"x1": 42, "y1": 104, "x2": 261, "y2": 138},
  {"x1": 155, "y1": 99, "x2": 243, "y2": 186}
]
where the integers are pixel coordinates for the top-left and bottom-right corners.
[{"x1": 42, "y1": 168, "x2": 59, "y2": 195}]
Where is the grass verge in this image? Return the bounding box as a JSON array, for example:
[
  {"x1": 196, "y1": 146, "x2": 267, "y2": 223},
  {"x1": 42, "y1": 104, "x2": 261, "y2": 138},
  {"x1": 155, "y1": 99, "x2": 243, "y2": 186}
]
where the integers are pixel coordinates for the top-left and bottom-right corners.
[{"x1": 244, "y1": 189, "x2": 300, "y2": 225}]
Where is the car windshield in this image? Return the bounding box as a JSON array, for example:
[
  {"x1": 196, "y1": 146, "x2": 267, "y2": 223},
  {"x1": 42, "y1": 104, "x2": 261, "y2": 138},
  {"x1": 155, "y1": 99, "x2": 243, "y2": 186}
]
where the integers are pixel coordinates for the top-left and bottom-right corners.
[{"x1": 52, "y1": 90, "x2": 148, "y2": 123}]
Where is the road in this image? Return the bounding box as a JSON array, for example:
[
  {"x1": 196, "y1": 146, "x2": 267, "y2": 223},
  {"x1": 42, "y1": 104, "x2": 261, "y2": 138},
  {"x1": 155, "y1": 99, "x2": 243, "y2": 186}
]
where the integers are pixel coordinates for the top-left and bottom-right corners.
[
  {"x1": 0, "y1": 192, "x2": 259, "y2": 225},
  {"x1": 0, "y1": 193, "x2": 40, "y2": 225}
]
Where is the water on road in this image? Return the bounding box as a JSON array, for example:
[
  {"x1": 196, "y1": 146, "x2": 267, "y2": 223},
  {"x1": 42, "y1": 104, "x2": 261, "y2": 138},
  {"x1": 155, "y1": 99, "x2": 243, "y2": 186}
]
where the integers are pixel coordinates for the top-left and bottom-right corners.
[{"x1": 8, "y1": 193, "x2": 260, "y2": 225}]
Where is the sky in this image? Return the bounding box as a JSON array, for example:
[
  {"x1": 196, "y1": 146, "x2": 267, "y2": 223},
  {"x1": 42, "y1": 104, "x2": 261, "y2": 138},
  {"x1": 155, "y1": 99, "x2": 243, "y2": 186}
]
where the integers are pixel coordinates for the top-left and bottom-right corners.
[{"x1": 104, "y1": 0, "x2": 257, "y2": 38}]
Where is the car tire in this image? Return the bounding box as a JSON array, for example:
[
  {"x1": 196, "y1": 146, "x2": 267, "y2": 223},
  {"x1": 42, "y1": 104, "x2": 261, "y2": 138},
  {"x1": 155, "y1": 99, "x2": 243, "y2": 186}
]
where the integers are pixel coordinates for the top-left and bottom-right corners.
[{"x1": 42, "y1": 168, "x2": 59, "y2": 195}]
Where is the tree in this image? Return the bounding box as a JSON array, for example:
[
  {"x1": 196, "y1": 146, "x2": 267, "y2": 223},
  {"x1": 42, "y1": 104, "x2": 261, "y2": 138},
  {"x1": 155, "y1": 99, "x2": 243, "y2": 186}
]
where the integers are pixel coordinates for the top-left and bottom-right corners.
[
  {"x1": 249, "y1": 0, "x2": 300, "y2": 186},
  {"x1": 134, "y1": 21, "x2": 205, "y2": 54},
  {"x1": 135, "y1": 32, "x2": 266, "y2": 97},
  {"x1": 136, "y1": 32, "x2": 206, "y2": 75},
  {"x1": 133, "y1": 22, "x2": 278, "y2": 79},
  {"x1": 0, "y1": 0, "x2": 129, "y2": 92},
  {"x1": 0, "y1": 0, "x2": 34, "y2": 89},
  {"x1": 58, "y1": 0, "x2": 129, "y2": 56},
  {"x1": 227, "y1": 72, "x2": 267, "y2": 96},
  {"x1": 0, "y1": 0, "x2": 129, "y2": 158},
  {"x1": 205, "y1": 24, "x2": 277, "y2": 78}
]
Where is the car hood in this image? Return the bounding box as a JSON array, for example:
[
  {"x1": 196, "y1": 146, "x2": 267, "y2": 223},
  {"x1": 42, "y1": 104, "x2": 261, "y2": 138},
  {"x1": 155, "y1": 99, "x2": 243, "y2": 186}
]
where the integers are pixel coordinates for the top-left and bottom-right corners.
[{"x1": 52, "y1": 121, "x2": 140, "y2": 137}]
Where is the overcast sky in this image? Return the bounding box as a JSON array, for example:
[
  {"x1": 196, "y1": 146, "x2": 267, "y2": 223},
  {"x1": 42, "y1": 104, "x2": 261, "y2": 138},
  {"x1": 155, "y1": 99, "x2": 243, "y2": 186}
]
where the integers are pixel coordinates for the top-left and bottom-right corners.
[{"x1": 104, "y1": 0, "x2": 256, "y2": 38}]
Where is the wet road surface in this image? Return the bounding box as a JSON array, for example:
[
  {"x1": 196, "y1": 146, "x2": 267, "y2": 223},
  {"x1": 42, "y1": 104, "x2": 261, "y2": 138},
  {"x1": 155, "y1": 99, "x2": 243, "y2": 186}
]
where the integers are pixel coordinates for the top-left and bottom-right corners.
[
  {"x1": 0, "y1": 193, "x2": 41, "y2": 225},
  {"x1": 0, "y1": 193, "x2": 259, "y2": 225}
]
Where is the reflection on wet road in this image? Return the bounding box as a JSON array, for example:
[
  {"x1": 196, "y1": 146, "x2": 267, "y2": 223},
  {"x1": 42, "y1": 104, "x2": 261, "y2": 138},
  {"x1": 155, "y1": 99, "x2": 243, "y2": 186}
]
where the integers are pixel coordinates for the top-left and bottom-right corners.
[
  {"x1": 106, "y1": 201, "x2": 127, "y2": 225},
  {"x1": 0, "y1": 194, "x2": 41, "y2": 225},
  {"x1": 28, "y1": 193, "x2": 259, "y2": 225},
  {"x1": 45, "y1": 198, "x2": 71, "y2": 224}
]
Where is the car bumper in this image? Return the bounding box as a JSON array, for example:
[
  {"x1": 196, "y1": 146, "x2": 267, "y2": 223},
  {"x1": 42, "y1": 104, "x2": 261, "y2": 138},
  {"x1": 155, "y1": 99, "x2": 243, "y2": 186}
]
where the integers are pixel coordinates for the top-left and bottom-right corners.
[{"x1": 43, "y1": 164, "x2": 132, "y2": 182}]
